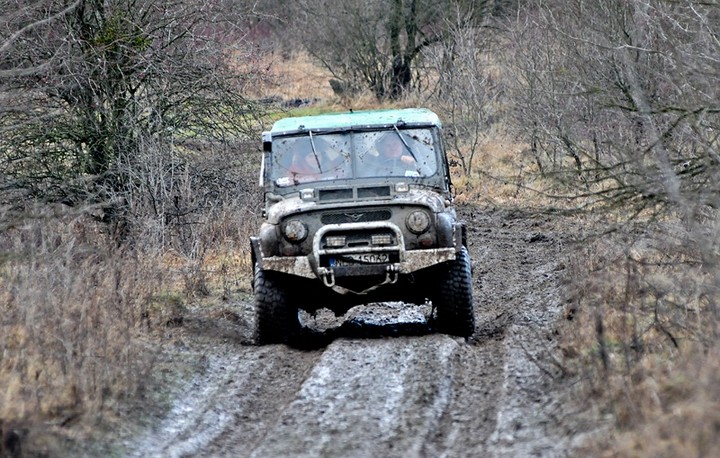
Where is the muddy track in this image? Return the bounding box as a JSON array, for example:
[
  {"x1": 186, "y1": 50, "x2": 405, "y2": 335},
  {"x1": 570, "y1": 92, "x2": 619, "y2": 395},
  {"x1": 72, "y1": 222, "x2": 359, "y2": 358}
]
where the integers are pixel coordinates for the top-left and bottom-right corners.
[{"x1": 121, "y1": 206, "x2": 580, "y2": 457}]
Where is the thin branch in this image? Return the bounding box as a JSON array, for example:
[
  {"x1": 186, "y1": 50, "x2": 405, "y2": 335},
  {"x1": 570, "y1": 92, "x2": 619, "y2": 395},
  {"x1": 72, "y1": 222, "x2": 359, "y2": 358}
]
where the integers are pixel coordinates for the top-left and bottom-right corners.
[{"x1": 0, "y1": 0, "x2": 82, "y2": 55}]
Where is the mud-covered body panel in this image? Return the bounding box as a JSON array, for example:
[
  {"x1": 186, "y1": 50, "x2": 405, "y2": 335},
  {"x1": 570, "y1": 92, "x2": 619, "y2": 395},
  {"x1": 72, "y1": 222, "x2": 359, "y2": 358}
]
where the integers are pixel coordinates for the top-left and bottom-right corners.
[{"x1": 252, "y1": 108, "x2": 470, "y2": 304}]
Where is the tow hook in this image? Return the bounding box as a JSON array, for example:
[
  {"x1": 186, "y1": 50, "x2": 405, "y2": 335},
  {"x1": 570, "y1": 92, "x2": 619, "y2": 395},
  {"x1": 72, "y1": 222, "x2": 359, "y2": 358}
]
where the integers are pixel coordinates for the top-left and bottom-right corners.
[
  {"x1": 385, "y1": 265, "x2": 399, "y2": 285},
  {"x1": 319, "y1": 265, "x2": 399, "y2": 295},
  {"x1": 322, "y1": 269, "x2": 336, "y2": 287}
]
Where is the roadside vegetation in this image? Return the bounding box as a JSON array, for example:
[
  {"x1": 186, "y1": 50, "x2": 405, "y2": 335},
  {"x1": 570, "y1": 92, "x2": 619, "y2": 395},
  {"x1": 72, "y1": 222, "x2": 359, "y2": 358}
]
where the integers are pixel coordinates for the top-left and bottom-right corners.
[{"x1": 2, "y1": 0, "x2": 718, "y2": 456}]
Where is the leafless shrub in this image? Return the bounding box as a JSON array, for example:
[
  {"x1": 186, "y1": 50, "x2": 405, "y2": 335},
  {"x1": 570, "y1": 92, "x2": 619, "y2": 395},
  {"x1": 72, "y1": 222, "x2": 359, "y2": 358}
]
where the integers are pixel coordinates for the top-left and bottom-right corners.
[
  {"x1": 109, "y1": 135, "x2": 262, "y2": 295},
  {"x1": 279, "y1": 0, "x2": 502, "y2": 101},
  {"x1": 0, "y1": 1, "x2": 271, "y2": 452},
  {"x1": 425, "y1": 9, "x2": 500, "y2": 177},
  {"x1": 562, "y1": 211, "x2": 720, "y2": 454},
  {"x1": 497, "y1": 2, "x2": 720, "y2": 451},
  {"x1": 0, "y1": 205, "x2": 168, "y2": 441},
  {"x1": 0, "y1": 0, "x2": 268, "y2": 212},
  {"x1": 0, "y1": 129, "x2": 264, "y2": 446},
  {"x1": 502, "y1": 0, "x2": 720, "y2": 216}
]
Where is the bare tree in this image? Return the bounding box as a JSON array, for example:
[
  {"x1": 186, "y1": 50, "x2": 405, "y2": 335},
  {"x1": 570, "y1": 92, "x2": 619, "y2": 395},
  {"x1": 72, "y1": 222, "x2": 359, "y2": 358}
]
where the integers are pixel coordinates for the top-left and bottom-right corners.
[
  {"x1": 504, "y1": 0, "x2": 720, "y2": 420},
  {"x1": 426, "y1": 7, "x2": 498, "y2": 176},
  {"x1": 501, "y1": 5, "x2": 720, "y2": 451},
  {"x1": 0, "y1": 0, "x2": 267, "y2": 217},
  {"x1": 504, "y1": 0, "x2": 720, "y2": 216},
  {"x1": 286, "y1": 0, "x2": 498, "y2": 100}
]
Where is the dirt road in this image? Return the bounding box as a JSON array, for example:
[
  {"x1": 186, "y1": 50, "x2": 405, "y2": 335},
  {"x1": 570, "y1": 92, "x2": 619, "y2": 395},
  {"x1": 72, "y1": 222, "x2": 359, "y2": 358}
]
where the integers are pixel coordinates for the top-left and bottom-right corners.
[{"x1": 122, "y1": 206, "x2": 584, "y2": 457}]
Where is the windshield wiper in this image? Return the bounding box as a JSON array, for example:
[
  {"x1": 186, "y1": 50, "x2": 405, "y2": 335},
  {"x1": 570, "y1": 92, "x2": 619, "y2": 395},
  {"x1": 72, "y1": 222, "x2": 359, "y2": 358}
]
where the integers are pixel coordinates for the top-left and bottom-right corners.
[
  {"x1": 393, "y1": 125, "x2": 418, "y2": 162},
  {"x1": 308, "y1": 131, "x2": 323, "y2": 172}
]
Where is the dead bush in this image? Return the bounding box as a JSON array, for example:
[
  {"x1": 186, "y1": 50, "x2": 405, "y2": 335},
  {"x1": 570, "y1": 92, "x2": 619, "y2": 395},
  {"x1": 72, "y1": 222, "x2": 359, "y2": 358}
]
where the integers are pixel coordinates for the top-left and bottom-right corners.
[
  {"x1": 564, "y1": 213, "x2": 720, "y2": 456},
  {"x1": 113, "y1": 138, "x2": 263, "y2": 297},
  {"x1": 0, "y1": 205, "x2": 169, "y2": 449}
]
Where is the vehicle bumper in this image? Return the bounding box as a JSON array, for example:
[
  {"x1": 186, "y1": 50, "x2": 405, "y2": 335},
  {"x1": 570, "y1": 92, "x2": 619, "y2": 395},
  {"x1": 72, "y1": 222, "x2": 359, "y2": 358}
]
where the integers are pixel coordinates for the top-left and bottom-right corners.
[{"x1": 258, "y1": 247, "x2": 457, "y2": 279}]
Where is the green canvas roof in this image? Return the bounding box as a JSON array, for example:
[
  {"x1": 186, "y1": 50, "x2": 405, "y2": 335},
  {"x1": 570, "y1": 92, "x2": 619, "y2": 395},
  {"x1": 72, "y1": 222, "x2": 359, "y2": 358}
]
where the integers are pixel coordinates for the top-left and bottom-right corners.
[{"x1": 269, "y1": 108, "x2": 441, "y2": 136}]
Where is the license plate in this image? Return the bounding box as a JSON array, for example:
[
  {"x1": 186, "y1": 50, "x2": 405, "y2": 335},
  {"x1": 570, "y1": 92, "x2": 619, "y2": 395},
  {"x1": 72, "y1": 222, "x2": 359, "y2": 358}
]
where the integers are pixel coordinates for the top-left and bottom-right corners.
[{"x1": 331, "y1": 253, "x2": 389, "y2": 266}]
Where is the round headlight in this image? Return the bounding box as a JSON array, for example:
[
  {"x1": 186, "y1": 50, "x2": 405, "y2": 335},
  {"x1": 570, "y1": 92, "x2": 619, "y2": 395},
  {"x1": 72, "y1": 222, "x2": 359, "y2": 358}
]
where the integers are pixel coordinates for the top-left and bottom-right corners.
[
  {"x1": 406, "y1": 210, "x2": 430, "y2": 234},
  {"x1": 283, "y1": 219, "x2": 308, "y2": 243}
]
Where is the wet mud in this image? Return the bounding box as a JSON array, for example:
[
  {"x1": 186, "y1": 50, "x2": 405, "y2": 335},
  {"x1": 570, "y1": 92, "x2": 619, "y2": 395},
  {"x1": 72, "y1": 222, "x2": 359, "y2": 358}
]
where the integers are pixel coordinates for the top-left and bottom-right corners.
[{"x1": 120, "y1": 206, "x2": 583, "y2": 457}]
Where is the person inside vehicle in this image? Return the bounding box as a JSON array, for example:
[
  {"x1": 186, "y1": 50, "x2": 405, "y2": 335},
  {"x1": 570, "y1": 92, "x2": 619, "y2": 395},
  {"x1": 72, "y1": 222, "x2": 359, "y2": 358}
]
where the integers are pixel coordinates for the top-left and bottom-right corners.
[
  {"x1": 285, "y1": 136, "x2": 350, "y2": 183},
  {"x1": 368, "y1": 133, "x2": 421, "y2": 176},
  {"x1": 289, "y1": 146, "x2": 322, "y2": 176}
]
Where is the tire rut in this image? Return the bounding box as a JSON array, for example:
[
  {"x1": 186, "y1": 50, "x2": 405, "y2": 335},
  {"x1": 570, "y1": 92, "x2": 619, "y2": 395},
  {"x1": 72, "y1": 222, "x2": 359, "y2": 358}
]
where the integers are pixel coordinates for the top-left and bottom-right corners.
[
  {"x1": 132, "y1": 345, "x2": 322, "y2": 458},
  {"x1": 124, "y1": 207, "x2": 581, "y2": 457},
  {"x1": 249, "y1": 336, "x2": 459, "y2": 458}
]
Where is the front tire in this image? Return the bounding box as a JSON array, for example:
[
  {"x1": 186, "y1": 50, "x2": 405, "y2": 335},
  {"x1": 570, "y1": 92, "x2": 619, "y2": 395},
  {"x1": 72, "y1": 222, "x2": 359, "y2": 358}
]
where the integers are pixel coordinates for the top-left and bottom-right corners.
[
  {"x1": 432, "y1": 246, "x2": 476, "y2": 337},
  {"x1": 253, "y1": 266, "x2": 301, "y2": 344}
]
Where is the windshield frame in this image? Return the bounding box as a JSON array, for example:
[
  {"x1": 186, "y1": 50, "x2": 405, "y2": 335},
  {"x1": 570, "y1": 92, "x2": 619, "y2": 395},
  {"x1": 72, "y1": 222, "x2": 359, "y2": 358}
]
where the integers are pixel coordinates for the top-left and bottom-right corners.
[{"x1": 266, "y1": 126, "x2": 445, "y2": 191}]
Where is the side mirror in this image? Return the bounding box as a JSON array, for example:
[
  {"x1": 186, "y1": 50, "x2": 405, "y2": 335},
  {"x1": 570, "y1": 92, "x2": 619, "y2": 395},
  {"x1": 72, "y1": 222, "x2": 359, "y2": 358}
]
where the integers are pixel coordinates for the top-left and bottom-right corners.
[{"x1": 262, "y1": 131, "x2": 272, "y2": 152}]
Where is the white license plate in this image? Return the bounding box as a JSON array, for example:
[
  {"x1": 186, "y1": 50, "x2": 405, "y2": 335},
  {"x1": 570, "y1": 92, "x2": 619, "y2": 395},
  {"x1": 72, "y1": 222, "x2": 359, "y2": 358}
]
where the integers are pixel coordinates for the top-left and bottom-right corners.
[{"x1": 332, "y1": 253, "x2": 389, "y2": 266}]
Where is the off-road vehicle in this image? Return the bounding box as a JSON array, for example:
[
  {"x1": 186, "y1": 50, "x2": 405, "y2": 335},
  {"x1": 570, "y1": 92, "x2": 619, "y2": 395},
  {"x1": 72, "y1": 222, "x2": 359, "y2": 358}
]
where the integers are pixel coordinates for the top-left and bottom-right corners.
[{"x1": 250, "y1": 108, "x2": 475, "y2": 343}]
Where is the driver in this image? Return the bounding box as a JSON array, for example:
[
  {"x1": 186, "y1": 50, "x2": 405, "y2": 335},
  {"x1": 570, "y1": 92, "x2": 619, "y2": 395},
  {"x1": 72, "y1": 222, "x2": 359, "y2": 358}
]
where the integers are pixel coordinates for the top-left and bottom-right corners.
[
  {"x1": 364, "y1": 133, "x2": 421, "y2": 177},
  {"x1": 376, "y1": 134, "x2": 417, "y2": 166}
]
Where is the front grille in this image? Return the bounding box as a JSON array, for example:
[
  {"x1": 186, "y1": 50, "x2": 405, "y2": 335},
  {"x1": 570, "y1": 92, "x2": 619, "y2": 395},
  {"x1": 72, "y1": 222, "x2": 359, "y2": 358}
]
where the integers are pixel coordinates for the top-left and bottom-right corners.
[
  {"x1": 318, "y1": 186, "x2": 392, "y2": 201},
  {"x1": 319, "y1": 189, "x2": 353, "y2": 201},
  {"x1": 358, "y1": 186, "x2": 391, "y2": 198},
  {"x1": 321, "y1": 210, "x2": 392, "y2": 224}
]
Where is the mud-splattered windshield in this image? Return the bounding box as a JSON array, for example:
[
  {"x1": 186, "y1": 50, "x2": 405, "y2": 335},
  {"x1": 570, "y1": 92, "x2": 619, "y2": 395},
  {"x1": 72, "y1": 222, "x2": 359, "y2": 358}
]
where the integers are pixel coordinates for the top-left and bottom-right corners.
[
  {"x1": 271, "y1": 134, "x2": 352, "y2": 187},
  {"x1": 270, "y1": 129, "x2": 438, "y2": 187}
]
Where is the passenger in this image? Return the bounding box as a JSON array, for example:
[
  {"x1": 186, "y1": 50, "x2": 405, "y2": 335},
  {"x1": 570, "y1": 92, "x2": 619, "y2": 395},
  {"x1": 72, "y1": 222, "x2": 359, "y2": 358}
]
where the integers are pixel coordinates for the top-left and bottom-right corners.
[
  {"x1": 377, "y1": 134, "x2": 416, "y2": 165},
  {"x1": 286, "y1": 137, "x2": 350, "y2": 183},
  {"x1": 289, "y1": 147, "x2": 322, "y2": 176}
]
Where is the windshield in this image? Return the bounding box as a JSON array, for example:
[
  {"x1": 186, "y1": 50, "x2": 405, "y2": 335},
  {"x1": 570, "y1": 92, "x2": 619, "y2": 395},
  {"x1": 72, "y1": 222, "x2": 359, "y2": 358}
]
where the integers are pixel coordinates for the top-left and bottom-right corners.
[{"x1": 270, "y1": 128, "x2": 439, "y2": 187}]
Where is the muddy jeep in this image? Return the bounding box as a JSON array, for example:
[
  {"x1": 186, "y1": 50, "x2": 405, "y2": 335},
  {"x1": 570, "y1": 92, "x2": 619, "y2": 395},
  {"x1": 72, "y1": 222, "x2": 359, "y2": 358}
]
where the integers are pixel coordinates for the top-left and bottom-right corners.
[{"x1": 250, "y1": 108, "x2": 475, "y2": 343}]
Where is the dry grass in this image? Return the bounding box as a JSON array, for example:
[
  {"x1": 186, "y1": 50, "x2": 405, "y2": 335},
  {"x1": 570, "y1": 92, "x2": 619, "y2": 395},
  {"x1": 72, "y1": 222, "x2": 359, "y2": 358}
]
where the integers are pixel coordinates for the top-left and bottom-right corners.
[
  {"x1": 0, "y1": 198, "x2": 260, "y2": 453},
  {"x1": 449, "y1": 136, "x2": 546, "y2": 206},
  {"x1": 441, "y1": 129, "x2": 592, "y2": 215},
  {"x1": 562, "y1": 220, "x2": 720, "y2": 456},
  {"x1": 246, "y1": 50, "x2": 452, "y2": 115},
  {"x1": 242, "y1": 50, "x2": 388, "y2": 112},
  {"x1": 607, "y1": 349, "x2": 720, "y2": 457},
  {"x1": 408, "y1": 39, "x2": 720, "y2": 454},
  {"x1": 0, "y1": 206, "x2": 168, "y2": 448},
  {"x1": 242, "y1": 50, "x2": 336, "y2": 101}
]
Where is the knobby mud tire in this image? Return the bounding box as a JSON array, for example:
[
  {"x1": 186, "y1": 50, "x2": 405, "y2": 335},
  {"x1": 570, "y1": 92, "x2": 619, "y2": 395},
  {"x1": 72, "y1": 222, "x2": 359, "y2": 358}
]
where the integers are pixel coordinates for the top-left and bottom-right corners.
[
  {"x1": 433, "y1": 246, "x2": 476, "y2": 338},
  {"x1": 253, "y1": 266, "x2": 301, "y2": 345}
]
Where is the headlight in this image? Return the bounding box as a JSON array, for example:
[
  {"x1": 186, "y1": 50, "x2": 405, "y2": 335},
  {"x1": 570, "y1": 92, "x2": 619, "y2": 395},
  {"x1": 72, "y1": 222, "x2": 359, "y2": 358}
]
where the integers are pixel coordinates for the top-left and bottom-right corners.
[
  {"x1": 406, "y1": 210, "x2": 430, "y2": 234},
  {"x1": 282, "y1": 219, "x2": 308, "y2": 243}
]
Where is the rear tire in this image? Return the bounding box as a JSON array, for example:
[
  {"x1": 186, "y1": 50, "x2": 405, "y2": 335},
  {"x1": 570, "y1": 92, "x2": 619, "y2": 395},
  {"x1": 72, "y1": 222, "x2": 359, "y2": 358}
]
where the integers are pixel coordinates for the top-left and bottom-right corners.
[
  {"x1": 432, "y1": 246, "x2": 476, "y2": 337},
  {"x1": 253, "y1": 265, "x2": 301, "y2": 344}
]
